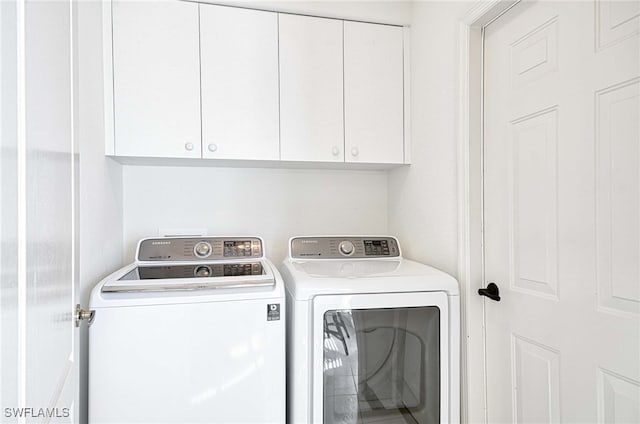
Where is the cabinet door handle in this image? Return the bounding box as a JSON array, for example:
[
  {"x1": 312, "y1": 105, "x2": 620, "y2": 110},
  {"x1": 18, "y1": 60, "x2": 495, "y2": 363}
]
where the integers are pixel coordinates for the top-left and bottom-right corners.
[
  {"x1": 351, "y1": 147, "x2": 359, "y2": 157},
  {"x1": 331, "y1": 146, "x2": 340, "y2": 156},
  {"x1": 208, "y1": 143, "x2": 217, "y2": 153},
  {"x1": 184, "y1": 142, "x2": 194, "y2": 151}
]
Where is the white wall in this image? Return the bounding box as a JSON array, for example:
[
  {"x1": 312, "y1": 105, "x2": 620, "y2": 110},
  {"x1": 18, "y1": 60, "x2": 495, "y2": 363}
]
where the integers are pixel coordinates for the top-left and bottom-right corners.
[
  {"x1": 76, "y1": 2, "x2": 123, "y2": 422},
  {"x1": 389, "y1": 0, "x2": 472, "y2": 276},
  {"x1": 77, "y1": 1, "x2": 124, "y2": 300},
  {"x1": 123, "y1": 166, "x2": 388, "y2": 264}
]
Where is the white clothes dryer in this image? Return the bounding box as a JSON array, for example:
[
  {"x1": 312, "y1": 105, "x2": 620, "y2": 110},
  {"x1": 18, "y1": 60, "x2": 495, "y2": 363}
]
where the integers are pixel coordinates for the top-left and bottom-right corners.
[
  {"x1": 89, "y1": 236, "x2": 285, "y2": 424},
  {"x1": 281, "y1": 236, "x2": 459, "y2": 424}
]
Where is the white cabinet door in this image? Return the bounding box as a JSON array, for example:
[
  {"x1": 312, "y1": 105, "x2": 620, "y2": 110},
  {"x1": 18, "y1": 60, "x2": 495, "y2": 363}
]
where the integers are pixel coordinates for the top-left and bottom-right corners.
[
  {"x1": 344, "y1": 22, "x2": 404, "y2": 164},
  {"x1": 112, "y1": 1, "x2": 201, "y2": 158},
  {"x1": 279, "y1": 14, "x2": 344, "y2": 162},
  {"x1": 200, "y1": 5, "x2": 279, "y2": 160}
]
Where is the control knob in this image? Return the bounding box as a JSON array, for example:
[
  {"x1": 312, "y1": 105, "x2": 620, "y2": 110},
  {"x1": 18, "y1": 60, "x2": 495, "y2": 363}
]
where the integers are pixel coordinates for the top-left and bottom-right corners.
[
  {"x1": 194, "y1": 241, "x2": 212, "y2": 258},
  {"x1": 338, "y1": 240, "x2": 355, "y2": 256}
]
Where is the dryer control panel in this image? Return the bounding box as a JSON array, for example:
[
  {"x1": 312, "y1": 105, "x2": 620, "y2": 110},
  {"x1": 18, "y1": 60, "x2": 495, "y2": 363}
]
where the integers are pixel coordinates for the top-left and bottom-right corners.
[
  {"x1": 137, "y1": 237, "x2": 263, "y2": 262},
  {"x1": 290, "y1": 236, "x2": 400, "y2": 259}
]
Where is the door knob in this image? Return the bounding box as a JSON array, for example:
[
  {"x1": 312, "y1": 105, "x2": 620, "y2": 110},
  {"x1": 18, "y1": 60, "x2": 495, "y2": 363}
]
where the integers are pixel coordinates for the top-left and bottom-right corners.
[{"x1": 478, "y1": 282, "x2": 501, "y2": 302}]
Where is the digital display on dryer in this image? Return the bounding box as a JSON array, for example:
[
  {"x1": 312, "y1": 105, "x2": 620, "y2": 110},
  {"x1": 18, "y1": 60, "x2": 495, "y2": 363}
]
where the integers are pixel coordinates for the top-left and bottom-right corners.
[{"x1": 364, "y1": 240, "x2": 390, "y2": 256}]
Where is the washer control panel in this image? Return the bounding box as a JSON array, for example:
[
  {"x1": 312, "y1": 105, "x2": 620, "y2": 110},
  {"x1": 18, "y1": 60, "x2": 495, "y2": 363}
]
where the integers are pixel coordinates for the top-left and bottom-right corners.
[
  {"x1": 137, "y1": 237, "x2": 263, "y2": 262},
  {"x1": 290, "y1": 236, "x2": 400, "y2": 259}
]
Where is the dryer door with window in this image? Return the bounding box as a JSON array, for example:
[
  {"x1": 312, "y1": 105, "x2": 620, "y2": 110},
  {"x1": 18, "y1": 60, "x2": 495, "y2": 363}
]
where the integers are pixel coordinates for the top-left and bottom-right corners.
[{"x1": 312, "y1": 291, "x2": 450, "y2": 424}]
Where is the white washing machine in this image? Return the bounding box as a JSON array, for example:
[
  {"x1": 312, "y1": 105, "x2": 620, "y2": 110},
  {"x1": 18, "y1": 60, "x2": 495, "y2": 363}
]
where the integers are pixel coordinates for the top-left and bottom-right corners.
[
  {"x1": 281, "y1": 236, "x2": 459, "y2": 424},
  {"x1": 89, "y1": 236, "x2": 285, "y2": 423}
]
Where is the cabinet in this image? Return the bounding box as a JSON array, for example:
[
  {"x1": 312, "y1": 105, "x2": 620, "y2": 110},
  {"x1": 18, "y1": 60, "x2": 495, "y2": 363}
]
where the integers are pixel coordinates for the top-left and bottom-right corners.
[
  {"x1": 344, "y1": 22, "x2": 404, "y2": 164},
  {"x1": 105, "y1": 1, "x2": 408, "y2": 166},
  {"x1": 199, "y1": 5, "x2": 279, "y2": 160},
  {"x1": 278, "y1": 14, "x2": 344, "y2": 162},
  {"x1": 111, "y1": 1, "x2": 201, "y2": 158}
]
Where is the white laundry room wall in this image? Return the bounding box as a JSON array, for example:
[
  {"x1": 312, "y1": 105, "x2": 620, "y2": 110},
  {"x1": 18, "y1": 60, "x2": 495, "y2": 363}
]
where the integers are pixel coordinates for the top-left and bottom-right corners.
[
  {"x1": 123, "y1": 167, "x2": 389, "y2": 264},
  {"x1": 389, "y1": 0, "x2": 472, "y2": 277},
  {"x1": 77, "y1": 1, "x2": 123, "y2": 306},
  {"x1": 121, "y1": 0, "x2": 413, "y2": 265},
  {"x1": 76, "y1": 1, "x2": 124, "y2": 423}
]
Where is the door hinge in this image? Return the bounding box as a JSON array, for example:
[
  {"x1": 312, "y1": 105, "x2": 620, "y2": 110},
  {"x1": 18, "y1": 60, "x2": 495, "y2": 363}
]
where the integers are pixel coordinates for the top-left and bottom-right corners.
[{"x1": 75, "y1": 304, "x2": 95, "y2": 327}]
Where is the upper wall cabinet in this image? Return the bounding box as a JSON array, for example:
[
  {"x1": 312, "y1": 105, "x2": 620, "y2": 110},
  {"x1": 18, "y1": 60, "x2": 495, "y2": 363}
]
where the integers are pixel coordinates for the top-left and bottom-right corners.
[
  {"x1": 278, "y1": 15, "x2": 345, "y2": 162},
  {"x1": 199, "y1": 5, "x2": 279, "y2": 160},
  {"x1": 105, "y1": 1, "x2": 409, "y2": 166},
  {"x1": 344, "y1": 22, "x2": 404, "y2": 164},
  {"x1": 111, "y1": 1, "x2": 201, "y2": 158}
]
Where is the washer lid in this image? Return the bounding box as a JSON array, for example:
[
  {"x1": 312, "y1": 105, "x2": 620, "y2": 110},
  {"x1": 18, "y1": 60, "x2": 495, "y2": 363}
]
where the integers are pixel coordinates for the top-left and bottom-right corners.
[
  {"x1": 282, "y1": 258, "x2": 459, "y2": 300},
  {"x1": 100, "y1": 236, "x2": 274, "y2": 293},
  {"x1": 102, "y1": 261, "x2": 274, "y2": 293}
]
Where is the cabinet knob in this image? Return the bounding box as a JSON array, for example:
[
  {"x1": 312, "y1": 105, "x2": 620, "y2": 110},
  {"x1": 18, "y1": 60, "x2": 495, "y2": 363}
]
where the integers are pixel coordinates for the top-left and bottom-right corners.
[
  {"x1": 184, "y1": 142, "x2": 194, "y2": 151},
  {"x1": 208, "y1": 143, "x2": 217, "y2": 153},
  {"x1": 331, "y1": 146, "x2": 340, "y2": 156},
  {"x1": 351, "y1": 147, "x2": 359, "y2": 157}
]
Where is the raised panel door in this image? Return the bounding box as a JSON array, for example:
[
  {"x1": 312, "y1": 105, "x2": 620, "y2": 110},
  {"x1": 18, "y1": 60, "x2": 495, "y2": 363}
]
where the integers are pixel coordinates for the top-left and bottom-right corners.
[{"x1": 483, "y1": 1, "x2": 640, "y2": 422}]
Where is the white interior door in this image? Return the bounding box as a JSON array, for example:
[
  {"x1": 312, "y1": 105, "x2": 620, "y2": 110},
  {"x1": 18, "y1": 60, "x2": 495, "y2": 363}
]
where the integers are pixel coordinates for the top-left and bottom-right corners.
[
  {"x1": 483, "y1": 1, "x2": 640, "y2": 422},
  {"x1": 1, "y1": 0, "x2": 78, "y2": 421},
  {"x1": 1, "y1": 0, "x2": 20, "y2": 413}
]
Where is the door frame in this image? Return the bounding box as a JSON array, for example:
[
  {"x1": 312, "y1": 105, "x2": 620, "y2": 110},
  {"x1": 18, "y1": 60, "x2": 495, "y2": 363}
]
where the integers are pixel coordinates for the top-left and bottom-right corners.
[
  {"x1": 311, "y1": 291, "x2": 451, "y2": 423},
  {"x1": 456, "y1": 1, "x2": 521, "y2": 423}
]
